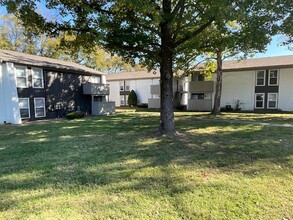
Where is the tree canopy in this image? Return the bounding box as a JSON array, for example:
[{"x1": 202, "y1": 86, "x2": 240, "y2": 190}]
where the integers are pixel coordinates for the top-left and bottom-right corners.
[
  {"x1": 1, "y1": 0, "x2": 291, "y2": 135},
  {"x1": 0, "y1": 14, "x2": 144, "y2": 73}
]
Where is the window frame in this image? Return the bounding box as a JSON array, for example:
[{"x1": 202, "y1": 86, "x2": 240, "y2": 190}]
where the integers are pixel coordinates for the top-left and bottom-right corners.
[
  {"x1": 18, "y1": 98, "x2": 30, "y2": 119},
  {"x1": 125, "y1": 81, "x2": 130, "y2": 91},
  {"x1": 15, "y1": 66, "x2": 28, "y2": 88},
  {"x1": 255, "y1": 70, "x2": 266, "y2": 86},
  {"x1": 119, "y1": 81, "x2": 124, "y2": 91},
  {"x1": 268, "y1": 69, "x2": 279, "y2": 86},
  {"x1": 34, "y1": 97, "x2": 46, "y2": 118},
  {"x1": 32, "y1": 68, "x2": 44, "y2": 88},
  {"x1": 267, "y1": 93, "x2": 278, "y2": 109},
  {"x1": 191, "y1": 93, "x2": 205, "y2": 100},
  {"x1": 120, "y1": 95, "x2": 125, "y2": 106},
  {"x1": 255, "y1": 93, "x2": 265, "y2": 109}
]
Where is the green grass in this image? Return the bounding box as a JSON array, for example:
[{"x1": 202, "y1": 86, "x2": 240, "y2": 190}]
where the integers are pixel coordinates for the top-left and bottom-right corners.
[{"x1": 1, "y1": 110, "x2": 293, "y2": 220}]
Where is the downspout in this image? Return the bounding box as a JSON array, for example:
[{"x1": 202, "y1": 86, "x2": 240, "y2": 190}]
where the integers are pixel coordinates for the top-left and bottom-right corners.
[{"x1": 0, "y1": 60, "x2": 7, "y2": 124}]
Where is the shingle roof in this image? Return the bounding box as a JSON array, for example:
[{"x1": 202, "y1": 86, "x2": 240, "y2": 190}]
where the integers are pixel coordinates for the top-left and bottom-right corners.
[
  {"x1": 107, "y1": 55, "x2": 293, "y2": 81},
  {"x1": 0, "y1": 49, "x2": 105, "y2": 75},
  {"x1": 222, "y1": 55, "x2": 293, "y2": 71},
  {"x1": 106, "y1": 70, "x2": 160, "y2": 81}
]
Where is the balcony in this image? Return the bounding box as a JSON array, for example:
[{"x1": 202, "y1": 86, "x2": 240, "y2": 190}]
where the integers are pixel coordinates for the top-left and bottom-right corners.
[
  {"x1": 189, "y1": 81, "x2": 214, "y2": 93},
  {"x1": 150, "y1": 84, "x2": 160, "y2": 95},
  {"x1": 83, "y1": 83, "x2": 110, "y2": 95},
  {"x1": 187, "y1": 99, "x2": 212, "y2": 111}
]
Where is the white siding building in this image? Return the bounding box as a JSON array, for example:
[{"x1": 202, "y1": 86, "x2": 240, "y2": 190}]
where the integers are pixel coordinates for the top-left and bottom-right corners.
[
  {"x1": 107, "y1": 71, "x2": 160, "y2": 107},
  {"x1": 106, "y1": 55, "x2": 293, "y2": 112}
]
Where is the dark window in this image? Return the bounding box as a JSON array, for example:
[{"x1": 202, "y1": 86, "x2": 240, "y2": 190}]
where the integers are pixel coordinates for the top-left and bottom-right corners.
[
  {"x1": 94, "y1": 96, "x2": 103, "y2": 102},
  {"x1": 198, "y1": 74, "x2": 205, "y2": 81},
  {"x1": 191, "y1": 93, "x2": 204, "y2": 99},
  {"x1": 255, "y1": 93, "x2": 264, "y2": 109},
  {"x1": 19, "y1": 98, "x2": 30, "y2": 118},
  {"x1": 191, "y1": 74, "x2": 197, "y2": 81}
]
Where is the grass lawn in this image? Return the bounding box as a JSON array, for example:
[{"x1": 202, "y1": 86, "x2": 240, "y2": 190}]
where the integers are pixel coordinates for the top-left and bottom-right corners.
[{"x1": 0, "y1": 110, "x2": 293, "y2": 220}]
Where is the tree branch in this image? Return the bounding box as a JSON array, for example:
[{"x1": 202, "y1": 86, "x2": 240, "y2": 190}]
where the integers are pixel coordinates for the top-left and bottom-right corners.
[
  {"x1": 171, "y1": 0, "x2": 185, "y2": 18},
  {"x1": 125, "y1": 11, "x2": 161, "y2": 35},
  {"x1": 172, "y1": 0, "x2": 186, "y2": 41},
  {"x1": 174, "y1": 17, "x2": 215, "y2": 48},
  {"x1": 113, "y1": 44, "x2": 160, "y2": 60}
]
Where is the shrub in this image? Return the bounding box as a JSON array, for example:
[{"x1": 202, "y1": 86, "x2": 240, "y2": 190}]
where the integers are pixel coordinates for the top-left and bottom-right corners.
[
  {"x1": 128, "y1": 90, "x2": 137, "y2": 107},
  {"x1": 65, "y1": 111, "x2": 85, "y2": 120}
]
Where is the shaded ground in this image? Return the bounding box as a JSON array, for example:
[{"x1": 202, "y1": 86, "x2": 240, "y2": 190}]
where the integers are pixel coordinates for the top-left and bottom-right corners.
[{"x1": 0, "y1": 111, "x2": 292, "y2": 219}]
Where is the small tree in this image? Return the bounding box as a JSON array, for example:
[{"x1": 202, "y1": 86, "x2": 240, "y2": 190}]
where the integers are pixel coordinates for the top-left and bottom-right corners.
[{"x1": 128, "y1": 90, "x2": 137, "y2": 107}]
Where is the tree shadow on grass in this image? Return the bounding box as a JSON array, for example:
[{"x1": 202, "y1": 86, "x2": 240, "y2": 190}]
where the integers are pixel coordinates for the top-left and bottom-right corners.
[{"x1": 0, "y1": 113, "x2": 293, "y2": 214}]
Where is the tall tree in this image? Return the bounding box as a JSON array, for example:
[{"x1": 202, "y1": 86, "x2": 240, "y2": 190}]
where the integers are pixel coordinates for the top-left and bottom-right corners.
[{"x1": 2, "y1": 0, "x2": 289, "y2": 135}]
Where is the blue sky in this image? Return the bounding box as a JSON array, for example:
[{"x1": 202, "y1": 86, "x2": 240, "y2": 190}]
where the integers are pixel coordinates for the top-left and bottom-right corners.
[
  {"x1": 1, "y1": 5, "x2": 292, "y2": 58},
  {"x1": 255, "y1": 36, "x2": 293, "y2": 58}
]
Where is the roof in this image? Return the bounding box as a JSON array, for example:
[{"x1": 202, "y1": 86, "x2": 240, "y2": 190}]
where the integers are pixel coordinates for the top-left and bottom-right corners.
[
  {"x1": 106, "y1": 70, "x2": 160, "y2": 81},
  {"x1": 221, "y1": 55, "x2": 293, "y2": 71},
  {"x1": 0, "y1": 49, "x2": 105, "y2": 76},
  {"x1": 106, "y1": 55, "x2": 293, "y2": 81}
]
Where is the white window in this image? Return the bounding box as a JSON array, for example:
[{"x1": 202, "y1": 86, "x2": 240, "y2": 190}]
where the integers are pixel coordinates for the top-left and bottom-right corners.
[
  {"x1": 19, "y1": 98, "x2": 30, "y2": 119},
  {"x1": 34, "y1": 98, "x2": 46, "y2": 118},
  {"x1": 32, "y1": 68, "x2": 44, "y2": 88},
  {"x1": 125, "y1": 81, "x2": 130, "y2": 91},
  {"x1": 15, "y1": 66, "x2": 28, "y2": 88},
  {"x1": 267, "y1": 93, "x2": 278, "y2": 109},
  {"x1": 120, "y1": 95, "x2": 125, "y2": 105},
  {"x1": 255, "y1": 93, "x2": 265, "y2": 109},
  {"x1": 91, "y1": 76, "x2": 100, "y2": 83},
  {"x1": 125, "y1": 95, "x2": 129, "y2": 105},
  {"x1": 268, "y1": 70, "x2": 278, "y2": 86},
  {"x1": 256, "y1": 70, "x2": 265, "y2": 86},
  {"x1": 120, "y1": 81, "x2": 124, "y2": 91}
]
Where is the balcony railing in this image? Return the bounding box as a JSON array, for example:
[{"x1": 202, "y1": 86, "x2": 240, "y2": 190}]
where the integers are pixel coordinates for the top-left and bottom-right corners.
[
  {"x1": 150, "y1": 84, "x2": 160, "y2": 95},
  {"x1": 83, "y1": 83, "x2": 110, "y2": 95},
  {"x1": 189, "y1": 81, "x2": 214, "y2": 93}
]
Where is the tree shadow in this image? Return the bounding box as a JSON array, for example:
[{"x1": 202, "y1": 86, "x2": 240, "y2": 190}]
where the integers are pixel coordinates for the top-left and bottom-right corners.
[{"x1": 0, "y1": 113, "x2": 292, "y2": 214}]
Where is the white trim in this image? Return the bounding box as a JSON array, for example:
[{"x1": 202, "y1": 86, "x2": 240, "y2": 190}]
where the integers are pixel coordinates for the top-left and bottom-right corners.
[
  {"x1": 19, "y1": 98, "x2": 30, "y2": 119},
  {"x1": 268, "y1": 69, "x2": 279, "y2": 86},
  {"x1": 32, "y1": 68, "x2": 44, "y2": 88},
  {"x1": 255, "y1": 70, "x2": 266, "y2": 86},
  {"x1": 34, "y1": 97, "x2": 46, "y2": 118},
  {"x1": 255, "y1": 93, "x2": 265, "y2": 109},
  {"x1": 267, "y1": 93, "x2": 278, "y2": 109},
  {"x1": 15, "y1": 65, "x2": 29, "y2": 88},
  {"x1": 125, "y1": 81, "x2": 130, "y2": 91},
  {"x1": 119, "y1": 81, "x2": 124, "y2": 91}
]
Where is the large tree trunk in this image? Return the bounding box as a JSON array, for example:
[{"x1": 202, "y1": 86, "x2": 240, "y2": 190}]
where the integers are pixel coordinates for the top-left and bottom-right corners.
[
  {"x1": 212, "y1": 50, "x2": 223, "y2": 115},
  {"x1": 158, "y1": 0, "x2": 176, "y2": 136}
]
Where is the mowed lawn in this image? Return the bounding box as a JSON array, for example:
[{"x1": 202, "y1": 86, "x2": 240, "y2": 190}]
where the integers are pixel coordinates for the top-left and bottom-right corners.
[{"x1": 1, "y1": 110, "x2": 293, "y2": 220}]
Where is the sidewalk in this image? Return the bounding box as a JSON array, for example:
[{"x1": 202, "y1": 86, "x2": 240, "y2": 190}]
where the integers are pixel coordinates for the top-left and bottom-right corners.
[{"x1": 211, "y1": 118, "x2": 293, "y2": 128}]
